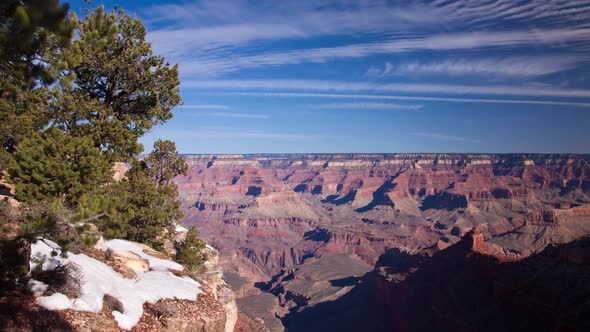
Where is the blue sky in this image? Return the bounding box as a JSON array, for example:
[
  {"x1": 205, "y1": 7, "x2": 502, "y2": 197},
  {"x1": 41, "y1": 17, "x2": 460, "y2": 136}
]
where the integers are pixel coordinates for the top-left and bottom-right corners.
[{"x1": 71, "y1": 0, "x2": 590, "y2": 153}]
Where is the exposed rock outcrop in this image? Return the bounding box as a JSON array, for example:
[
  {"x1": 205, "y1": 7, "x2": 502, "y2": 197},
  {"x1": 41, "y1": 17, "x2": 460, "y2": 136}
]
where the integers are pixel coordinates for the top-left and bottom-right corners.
[
  {"x1": 195, "y1": 245, "x2": 238, "y2": 332},
  {"x1": 104, "y1": 248, "x2": 149, "y2": 276},
  {"x1": 0, "y1": 170, "x2": 19, "y2": 208},
  {"x1": 112, "y1": 162, "x2": 129, "y2": 182},
  {"x1": 374, "y1": 231, "x2": 590, "y2": 332}
]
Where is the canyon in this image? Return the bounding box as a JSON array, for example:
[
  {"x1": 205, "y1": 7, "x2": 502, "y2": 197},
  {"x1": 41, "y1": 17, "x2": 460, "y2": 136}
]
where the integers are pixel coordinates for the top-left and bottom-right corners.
[
  {"x1": 175, "y1": 153, "x2": 590, "y2": 331},
  {"x1": 374, "y1": 229, "x2": 590, "y2": 332}
]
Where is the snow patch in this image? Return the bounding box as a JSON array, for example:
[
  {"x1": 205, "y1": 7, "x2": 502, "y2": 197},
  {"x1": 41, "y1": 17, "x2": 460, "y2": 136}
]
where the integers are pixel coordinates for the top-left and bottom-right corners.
[
  {"x1": 31, "y1": 239, "x2": 201, "y2": 330},
  {"x1": 37, "y1": 293, "x2": 73, "y2": 310},
  {"x1": 98, "y1": 239, "x2": 184, "y2": 271},
  {"x1": 29, "y1": 240, "x2": 62, "y2": 271},
  {"x1": 26, "y1": 279, "x2": 48, "y2": 296},
  {"x1": 175, "y1": 224, "x2": 188, "y2": 233}
]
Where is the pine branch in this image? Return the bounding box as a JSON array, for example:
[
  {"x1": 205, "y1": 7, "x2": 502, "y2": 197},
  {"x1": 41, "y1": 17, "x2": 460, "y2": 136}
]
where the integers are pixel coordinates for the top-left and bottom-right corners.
[{"x1": 75, "y1": 212, "x2": 110, "y2": 224}]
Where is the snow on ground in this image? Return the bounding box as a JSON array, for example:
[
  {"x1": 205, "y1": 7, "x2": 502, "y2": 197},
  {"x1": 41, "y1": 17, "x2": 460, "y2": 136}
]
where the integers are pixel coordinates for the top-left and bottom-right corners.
[
  {"x1": 98, "y1": 239, "x2": 184, "y2": 271},
  {"x1": 26, "y1": 279, "x2": 48, "y2": 296},
  {"x1": 30, "y1": 239, "x2": 201, "y2": 330},
  {"x1": 37, "y1": 293, "x2": 73, "y2": 310},
  {"x1": 175, "y1": 224, "x2": 188, "y2": 233}
]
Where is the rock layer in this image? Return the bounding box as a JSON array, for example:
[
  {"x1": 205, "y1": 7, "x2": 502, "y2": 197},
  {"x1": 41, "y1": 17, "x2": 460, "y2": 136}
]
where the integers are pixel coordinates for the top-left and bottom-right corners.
[{"x1": 175, "y1": 153, "x2": 590, "y2": 330}]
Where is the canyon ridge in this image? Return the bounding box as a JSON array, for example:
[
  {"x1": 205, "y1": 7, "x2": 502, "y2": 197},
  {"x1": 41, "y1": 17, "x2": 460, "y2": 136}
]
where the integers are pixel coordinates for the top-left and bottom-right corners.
[{"x1": 174, "y1": 153, "x2": 590, "y2": 331}]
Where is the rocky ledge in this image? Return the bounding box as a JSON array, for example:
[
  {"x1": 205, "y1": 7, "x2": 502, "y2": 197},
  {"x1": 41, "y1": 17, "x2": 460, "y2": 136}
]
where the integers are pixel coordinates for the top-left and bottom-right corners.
[{"x1": 0, "y1": 236, "x2": 237, "y2": 332}]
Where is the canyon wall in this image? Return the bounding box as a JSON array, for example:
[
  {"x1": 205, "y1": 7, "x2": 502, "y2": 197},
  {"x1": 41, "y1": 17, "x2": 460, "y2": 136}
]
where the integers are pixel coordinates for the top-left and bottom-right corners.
[
  {"x1": 175, "y1": 153, "x2": 590, "y2": 330},
  {"x1": 374, "y1": 230, "x2": 590, "y2": 332}
]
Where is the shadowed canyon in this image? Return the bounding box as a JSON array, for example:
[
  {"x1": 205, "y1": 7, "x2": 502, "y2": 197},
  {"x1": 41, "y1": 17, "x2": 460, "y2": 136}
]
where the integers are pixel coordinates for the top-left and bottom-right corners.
[{"x1": 174, "y1": 153, "x2": 590, "y2": 331}]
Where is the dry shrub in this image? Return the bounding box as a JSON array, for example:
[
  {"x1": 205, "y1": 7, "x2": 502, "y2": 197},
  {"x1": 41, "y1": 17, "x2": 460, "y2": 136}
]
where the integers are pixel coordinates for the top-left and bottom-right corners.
[{"x1": 31, "y1": 262, "x2": 83, "y2": 298}]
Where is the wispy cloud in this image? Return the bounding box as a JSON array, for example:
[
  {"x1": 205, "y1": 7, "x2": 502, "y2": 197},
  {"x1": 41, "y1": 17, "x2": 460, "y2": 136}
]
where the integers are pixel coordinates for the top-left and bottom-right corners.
[
  {"x1": 176, "y1": 104, "x2": 269, "y2": 119},
  {"x1": 368, "y1": 55, "x2": 585, "y2": 78},
  {"x1": 198, "y1": 112, "x2": 270, "y2": 119},
  {"x1": 148, "y1": 24, "x2": 306, "y2": 56},
  {"x1": 411, "y1": 132, "x2": 480, "y2": 144},
  {"x1": 152, "y1": 128, "x2": 315, "y2": 140},
  {"x1": 219, "y1": 92, "x2": 590, "y2": 108},
  {"x1": 177, "y1": 104, "x2": 229, "y2": 110},
  {"x1": 144, "y1": 0, "x2": 445, "y2": 50},
  {"x1": 144, "y1": 0, "x2": 590, "y2": 52},
  {"x1": 167, "y1": 28, "x2": 590, "y2": 76},
  {"x1": 315, "y1": 102, "x2": 422, "y2": 110},
  {"x1": 138, "y1": 0, "x2": 590, "y2": 153},
  {"x1": 142, "y1": 0, "x2": 590, "y2": 77},
  {"x1": 431, "y1": 0, "x2": 590, "y2": 28},
  {"x1": 365, "y1": 62, "x2": 394, "y2": 78},
  {"x1": 183, "y1": 79, "x2": 590, "y2": 98}
]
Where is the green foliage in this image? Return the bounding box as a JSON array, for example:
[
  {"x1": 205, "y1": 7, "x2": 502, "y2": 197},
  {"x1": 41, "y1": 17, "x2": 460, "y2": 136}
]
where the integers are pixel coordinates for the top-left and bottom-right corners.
[
  {"x1": 3, "y1": 3, "x2": 182, "y2": 204},
  {"x1": 175, "y1": 226, "x2": 207, "y2": 270},
  {"x1": 0, "y1": 1, "x2": 74, "y2": 168},
  {"x1": 55, "y1": 6, "x2": 181, "y2": 162},
  {"x1": 8, "y1": 128, "x2": 112, "y2": 205},
  {"x1": 75, "y1": 181, "x2": 134, "y2": 239},
  {"x1": 74, "y1": 140, "x2": 190, "y2": 251},
  {"x1": 2, "y1": 193, "x2": 90, "y2": 290},
  {"x1": 13, "y1": 199, "x2": 81, "y2": 258},
  {"x1": 0, "y1": 0, "x2": 74, "y2": 85},
  {"x1": 144, "y1": 140, "x2": 188, "y2": 186},
  {"x1": 0, "y1": 86, "x2": 51, "y2": 159},
  {"x1": 124, "y1": 160, "x2": 183, "y2": 250},
  {"x1": 82, "y1": 234, "x2": 98, "y2": 247}
]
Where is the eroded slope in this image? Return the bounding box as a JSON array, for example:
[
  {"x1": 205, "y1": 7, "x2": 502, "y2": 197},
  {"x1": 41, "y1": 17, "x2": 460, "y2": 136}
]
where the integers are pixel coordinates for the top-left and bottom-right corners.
[{"x1": 175, "y1": 153, "x2": 590, "y2": 330}]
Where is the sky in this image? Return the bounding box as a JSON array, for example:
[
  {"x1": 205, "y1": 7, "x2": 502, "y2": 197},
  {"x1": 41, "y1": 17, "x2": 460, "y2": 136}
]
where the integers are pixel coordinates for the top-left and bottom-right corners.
[{"x1": 70, "y1": 0, "x2": 590, "y2": 154}]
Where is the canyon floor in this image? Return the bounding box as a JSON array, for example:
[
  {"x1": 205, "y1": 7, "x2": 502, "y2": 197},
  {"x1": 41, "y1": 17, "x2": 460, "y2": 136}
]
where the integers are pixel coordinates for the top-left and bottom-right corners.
[{"x1": 175, "y1": 153, "x2": 590, "y2": 331}]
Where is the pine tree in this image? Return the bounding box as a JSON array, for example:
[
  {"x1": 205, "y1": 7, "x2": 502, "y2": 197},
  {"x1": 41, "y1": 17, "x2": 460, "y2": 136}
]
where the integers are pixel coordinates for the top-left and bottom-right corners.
[
  {"x1": 0, "y1": 4, "x2": 204, "y2": 288},
  {"x1": 0, "y1": 0, "x2": 74, "y2": 168},
  {"x1": 144, "y1": 140, "x2": 188, "y2": 187},
  {"x1": 0, "y1": 2, "x2": 75, "y2": 286},
  {"x1": 8, "y1": 128, "x2": 112, "y2": 205},
  {"x1": 118, "y1": 162, "x2": 173, "y2": 250},
  {"x1": 75, "y1": 181, "x2": 134, "y2": 239},
  {"x1": 54, "y1": 6, "x2": 181, "y2": 162},
  {"x1": 8, "y1": 5, "x2": 183, "y2": 209},
  {"x1": 0, "y1": 0, "x2": 73, "y2": 85},
  {"x1": 175, "y1": 226, "x2": 207, "y2": 270},
  {"x1": 124, "y1": 140, "x2": 186, "y2": 249}
]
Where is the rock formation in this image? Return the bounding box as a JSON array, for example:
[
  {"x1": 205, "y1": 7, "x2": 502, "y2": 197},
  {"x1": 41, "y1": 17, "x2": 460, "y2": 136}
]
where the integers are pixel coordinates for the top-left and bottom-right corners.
[
  {"x1": 374, "y1": 230, "x2": 590, "y2": 332},
  {"x1": 174, "y1": 153, "x2": 590, "y2": 330}
]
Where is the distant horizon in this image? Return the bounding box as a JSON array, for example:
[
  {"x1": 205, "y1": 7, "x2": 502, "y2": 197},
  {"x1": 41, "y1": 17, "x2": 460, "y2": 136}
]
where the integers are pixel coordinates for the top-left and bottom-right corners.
[{"x1": 176, "y1": 152, "x2": 590, "y2": 156}]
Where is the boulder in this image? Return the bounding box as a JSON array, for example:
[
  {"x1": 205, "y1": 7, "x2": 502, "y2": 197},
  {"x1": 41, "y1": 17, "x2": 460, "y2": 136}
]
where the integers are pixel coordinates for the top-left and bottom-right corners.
[{"x1": 105, "y1": 248, "x2": 149, "y2": 273}]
